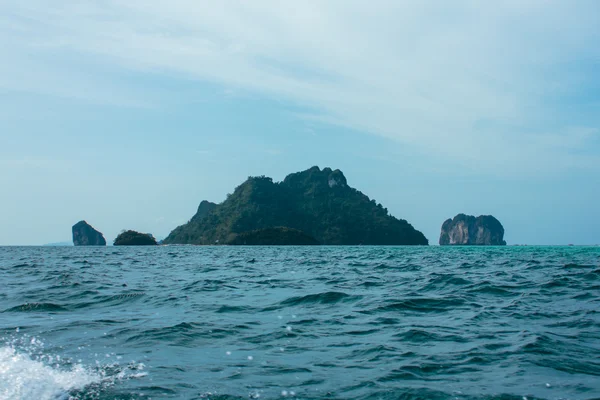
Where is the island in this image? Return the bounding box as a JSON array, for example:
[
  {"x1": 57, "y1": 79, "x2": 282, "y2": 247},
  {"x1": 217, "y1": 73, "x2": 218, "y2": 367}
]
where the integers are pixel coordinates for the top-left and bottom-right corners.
[
  {"x1": 72, "y1": 221, "x2": 106, "y2": 246},
  {"x1": 164, "y1": 166, "x2": 428, "y2": 245},
  {"x1": 439, "y1": 214, "x2": 506, "y2": 245},
  {"x1": 114, "y1": 230, "x2": 158, "y2": 246}
]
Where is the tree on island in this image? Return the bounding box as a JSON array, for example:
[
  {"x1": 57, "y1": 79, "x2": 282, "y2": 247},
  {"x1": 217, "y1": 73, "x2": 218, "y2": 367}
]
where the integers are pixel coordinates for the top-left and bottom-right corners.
[{"x1": 114, "y1": 230, "x2": 158, "y2": 246}]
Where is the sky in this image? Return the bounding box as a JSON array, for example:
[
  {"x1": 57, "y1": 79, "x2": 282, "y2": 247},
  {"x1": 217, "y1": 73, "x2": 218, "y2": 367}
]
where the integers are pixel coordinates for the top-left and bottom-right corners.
[{"x1": 1, "y1": 1, "x2": 599, "y2": 245}]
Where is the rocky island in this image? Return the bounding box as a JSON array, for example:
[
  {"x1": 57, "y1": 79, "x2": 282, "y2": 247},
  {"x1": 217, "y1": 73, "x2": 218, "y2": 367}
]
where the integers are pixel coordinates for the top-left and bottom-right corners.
[
  {"x1": 114, "y1": 230, "x2": 158, "y2": 246},
  {"x1": 164, "y1": 166, "x2": 428, "y2": 245},
  {"x1": 439, "y1": 214, "x2": 506, "y2": 245},
  {"x1": 72, "y1": 221, "x2": 106, "y2": 246}
]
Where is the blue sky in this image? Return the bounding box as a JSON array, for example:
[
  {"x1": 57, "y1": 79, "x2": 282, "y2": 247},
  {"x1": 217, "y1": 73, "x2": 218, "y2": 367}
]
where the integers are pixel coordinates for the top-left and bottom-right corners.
[{"x1": 1, "y1": 1, "x2": 599, "y2": 245}]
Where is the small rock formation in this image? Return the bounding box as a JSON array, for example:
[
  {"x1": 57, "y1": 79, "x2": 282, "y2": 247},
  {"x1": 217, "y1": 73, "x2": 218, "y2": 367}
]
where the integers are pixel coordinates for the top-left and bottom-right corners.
[
  {"x1": 72, "y1": 221, "x2": 106, "y2": 246},
  {"x1": 226, "y1": 227, "x2": 320, "y2": 245},
  {"x1": 113, "y1": 230, "x2": 158, "y2": 246},
  {"x1": 439, "y1": 214, "x2": 506, "y2": 245}
]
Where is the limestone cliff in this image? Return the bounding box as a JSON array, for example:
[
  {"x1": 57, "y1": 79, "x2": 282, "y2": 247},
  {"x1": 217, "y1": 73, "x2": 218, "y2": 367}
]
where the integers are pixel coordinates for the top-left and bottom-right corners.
[
  {"x1": 72, "y1": 221, "x2": 106, "y2": 246},
  {"x1": 439, "y1": 214, "x2": 506, "y2": 245}
]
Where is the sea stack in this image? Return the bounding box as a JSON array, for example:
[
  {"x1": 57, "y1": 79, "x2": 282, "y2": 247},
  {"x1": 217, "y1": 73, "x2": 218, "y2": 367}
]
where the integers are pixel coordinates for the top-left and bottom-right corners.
[
  {"x1": 113, "y1": 230, "x2": 158, "y2": 246},
  {"x1": 72, "y1": 221, "x2": 107, "y2": 246},
  {"x1": 439, "y1": 214, "x2": 506, "y2": 245}
]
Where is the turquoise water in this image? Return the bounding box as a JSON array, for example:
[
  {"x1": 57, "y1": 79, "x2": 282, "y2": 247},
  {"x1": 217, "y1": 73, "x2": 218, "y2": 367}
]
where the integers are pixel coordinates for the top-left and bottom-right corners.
[{"x1": 1, "y1": 246, "x2": 599, "y2": 399}]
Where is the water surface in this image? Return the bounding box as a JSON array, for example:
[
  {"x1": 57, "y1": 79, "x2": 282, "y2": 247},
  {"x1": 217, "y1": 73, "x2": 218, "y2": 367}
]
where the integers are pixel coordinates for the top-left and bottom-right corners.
[{"x1": 1, "y1": 246, "x2": 599, "y2": 399}]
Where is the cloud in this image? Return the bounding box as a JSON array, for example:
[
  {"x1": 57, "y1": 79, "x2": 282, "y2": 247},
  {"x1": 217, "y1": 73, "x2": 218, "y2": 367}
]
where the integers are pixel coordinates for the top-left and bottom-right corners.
[{"x1": 2, "y1": 0, "x2": 599, "y2": 174}]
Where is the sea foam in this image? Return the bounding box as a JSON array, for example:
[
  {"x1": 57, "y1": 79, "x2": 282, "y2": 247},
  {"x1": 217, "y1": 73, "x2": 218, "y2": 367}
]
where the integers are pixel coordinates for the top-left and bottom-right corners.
[{"x1": 0, "y1": 345, "x2": 99, "y2": 400}]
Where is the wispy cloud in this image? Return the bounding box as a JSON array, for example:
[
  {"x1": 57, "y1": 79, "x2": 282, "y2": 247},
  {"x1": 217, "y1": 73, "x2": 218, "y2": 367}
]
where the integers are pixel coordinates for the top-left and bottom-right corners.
[{"x1": 2, "y1": 1, "x2": 599, "y2": 174}]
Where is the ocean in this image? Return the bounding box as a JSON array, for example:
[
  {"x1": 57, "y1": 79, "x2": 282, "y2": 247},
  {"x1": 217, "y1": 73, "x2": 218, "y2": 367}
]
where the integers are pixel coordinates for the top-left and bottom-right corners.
[{"x1": 0, "y1": 246, "x2": 599, "y2": 400}]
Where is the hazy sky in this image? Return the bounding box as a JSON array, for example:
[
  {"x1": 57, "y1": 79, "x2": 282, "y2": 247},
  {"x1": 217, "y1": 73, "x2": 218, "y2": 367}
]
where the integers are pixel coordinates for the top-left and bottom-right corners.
[{"x1": 1, "y1": 1, "x2": 599, "y2": 245}]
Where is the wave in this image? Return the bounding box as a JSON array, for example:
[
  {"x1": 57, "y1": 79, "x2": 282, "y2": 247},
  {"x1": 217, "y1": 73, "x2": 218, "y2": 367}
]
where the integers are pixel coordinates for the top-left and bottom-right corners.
[
  {"x1": 102, "y1": 292, "x2": 146, "y2": 302},
  {"x1": 70, "y1": 292, "x2": 146, "y2": 309},
  {"x1": 9, "y1": 263, "x2": 34, "y2": 269},
  {"x1": 372, "y1": 297, "x2": 468, "y2": 313},
  {"x1": 279, "y1": 291, "x2": 360, "y2": 306},
  {"x1": 0, "y1": 345, "x2": 99, "y2": 400},
  {"x1": 393, "y1": 328, "x2": 469, "y2": 343},
  {"x1": 0, "y1": 335, "x2": 148, "y2": 400},
  {"x1": 356, "y1": 389, "x2": 546, "y2": 400},
  {"x1": 4, "y1": 303, "x2": 68, "y2": 313},
  {"x1": 216, "y1": 305, "x2": 258, "y2": 313},
  {"x1": 421, "y1": 274, "x2": 472, "y2": 290},
  {"x1": 466, "y1": 283, "x2": 518, "y2": 296},
  {"x1": 124, "y1": 322, "x2": 237, "y2": 346},
  {"x1": 564, "y1": 263, "x2": 596, "y2": 268}
]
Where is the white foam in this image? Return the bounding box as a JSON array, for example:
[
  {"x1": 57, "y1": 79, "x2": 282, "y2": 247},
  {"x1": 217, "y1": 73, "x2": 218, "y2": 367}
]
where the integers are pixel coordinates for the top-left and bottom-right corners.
[{"x1": 0, "y1": 346, "x2": 100, "y2": 400}]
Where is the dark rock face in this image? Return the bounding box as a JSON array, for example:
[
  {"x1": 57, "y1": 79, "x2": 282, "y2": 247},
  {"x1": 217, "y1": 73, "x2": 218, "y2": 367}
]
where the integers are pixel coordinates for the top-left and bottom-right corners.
[
  {"x1": 439, "y1": 214, "x2": 506, "y2": 245},
  {"x1": 113, "y1": 230, "x2": 158, "y2": 246},
  {"x1": 227, "y1": 227, "x2": 320, "y2": 245},
  {"x1": 164, "y1": 166, "x2": 428, "y2": 245},
  {"x1": 72, "y1": 221, "x2": 106, "y2": 246}
]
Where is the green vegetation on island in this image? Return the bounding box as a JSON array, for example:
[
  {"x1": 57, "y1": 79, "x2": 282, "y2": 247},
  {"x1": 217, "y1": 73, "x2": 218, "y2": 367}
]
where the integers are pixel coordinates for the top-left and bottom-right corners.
[
  {"x1": 226, "y1": 227, "x2": 320, "y2": 245},
  {"x1": 114, "y1": 230, "x2": 158, "y2": 246},
  {"x1": 164, "y1": 166, "x2": 428, "y2": 245}
]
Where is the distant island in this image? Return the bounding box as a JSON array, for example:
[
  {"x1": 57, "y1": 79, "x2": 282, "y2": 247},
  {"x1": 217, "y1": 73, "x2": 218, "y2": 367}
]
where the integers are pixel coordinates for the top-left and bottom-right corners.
[
  {"x1": 439, "y1": 214, "x2": 506, "y2": 245},
  {"x1": 164, "y1": 166, "x2": 428, "y2": 245},
  {"x1": 72, "y1": 221, "x2": 106, "y2": 246},
  {"x1": 114, "y1": 230, "x2": 158, "y2": 246}
]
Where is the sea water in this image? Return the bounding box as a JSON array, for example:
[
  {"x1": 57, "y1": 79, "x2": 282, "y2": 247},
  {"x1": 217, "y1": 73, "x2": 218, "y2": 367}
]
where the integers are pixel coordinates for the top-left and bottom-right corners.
[{"x1": 0, "y1": 246, "x2": 599, "y2": 399}]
